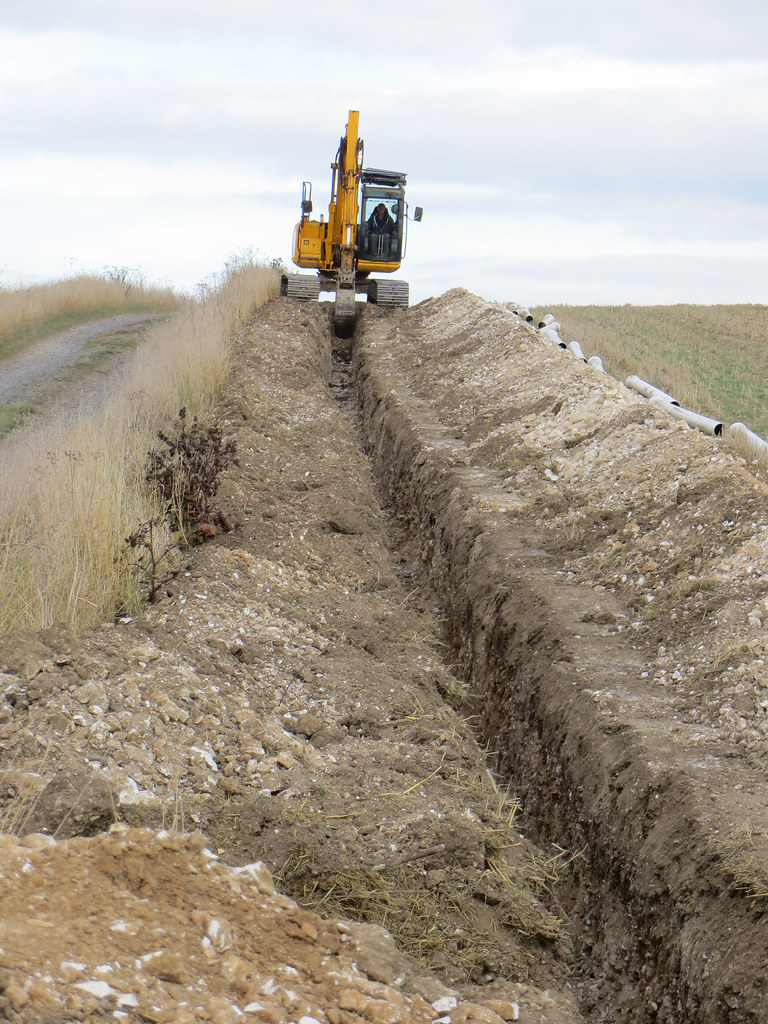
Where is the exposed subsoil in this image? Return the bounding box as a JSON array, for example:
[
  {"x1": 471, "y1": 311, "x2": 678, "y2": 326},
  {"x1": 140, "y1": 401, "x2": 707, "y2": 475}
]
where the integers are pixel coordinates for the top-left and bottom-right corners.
[{"x1": 1, "y1": 292, "x2": 768, "y2": 1023}]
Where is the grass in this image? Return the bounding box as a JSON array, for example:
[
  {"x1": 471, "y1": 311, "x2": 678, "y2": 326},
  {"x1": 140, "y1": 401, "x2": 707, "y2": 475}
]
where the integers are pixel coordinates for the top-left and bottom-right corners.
[
  {"x1": 0, "y1": 403, "x2": 37, "y2": 438},
  {"x1": 277, "y1": 844, "x2": 564, "y2": 981},
  {"x1": 710, "y1": 826, "x2": 768, "y2": 902},
  {"x1": 532, "y1": 304, "x2": 768, "y2": 436},
  {"x1": 76, "y1": 323, "x2": 151, "y2": 369},
  {"x1": 0, "y1": 259, "x2": 280, "y2": 635},
  {"x1": 0, "y1": 272, "x2": 180, "y2": 361}
]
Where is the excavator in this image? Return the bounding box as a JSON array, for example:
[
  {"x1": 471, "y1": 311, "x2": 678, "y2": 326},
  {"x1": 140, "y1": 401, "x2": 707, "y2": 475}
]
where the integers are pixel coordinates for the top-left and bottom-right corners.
[{"x1": 280, "y1": 110, "x2": 422, "y2": 336}]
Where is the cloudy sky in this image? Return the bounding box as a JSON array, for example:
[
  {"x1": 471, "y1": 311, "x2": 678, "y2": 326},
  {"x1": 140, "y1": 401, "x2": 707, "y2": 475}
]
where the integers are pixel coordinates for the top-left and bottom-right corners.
[{"x1": 2, "y1": 0, "x2": 767, "y2": 305}]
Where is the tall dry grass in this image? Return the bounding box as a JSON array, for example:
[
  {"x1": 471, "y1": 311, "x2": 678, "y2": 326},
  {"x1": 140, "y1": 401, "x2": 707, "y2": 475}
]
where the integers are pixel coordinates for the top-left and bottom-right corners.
[
  {"x1": 0, "y1": 272, "x2": 181, "y2": 360},
  {"x1": 533, "y1": 303, "x2": 768, "y2": 437},
  {"x1": 0, "y1": 260, "x2": 280, "y2": 635}
]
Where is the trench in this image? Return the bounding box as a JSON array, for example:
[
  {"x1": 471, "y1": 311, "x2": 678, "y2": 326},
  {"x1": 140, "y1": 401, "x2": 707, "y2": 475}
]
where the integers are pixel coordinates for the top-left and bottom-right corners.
[{"x1": 326, "y1": 308, "x2": 768, "y2": 1024}]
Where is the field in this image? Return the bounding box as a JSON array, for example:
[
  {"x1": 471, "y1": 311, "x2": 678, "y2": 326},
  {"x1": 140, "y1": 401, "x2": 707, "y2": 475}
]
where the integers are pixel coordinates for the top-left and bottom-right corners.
[{"x1": 534, "y1": 302, "x2": 768, "y2": 436}]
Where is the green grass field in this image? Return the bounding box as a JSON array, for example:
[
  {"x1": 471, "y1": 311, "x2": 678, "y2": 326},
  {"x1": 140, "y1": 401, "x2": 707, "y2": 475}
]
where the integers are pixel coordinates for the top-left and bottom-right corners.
[{"x1": 532, "y1": 304, "x2": 768, "y2": 437}]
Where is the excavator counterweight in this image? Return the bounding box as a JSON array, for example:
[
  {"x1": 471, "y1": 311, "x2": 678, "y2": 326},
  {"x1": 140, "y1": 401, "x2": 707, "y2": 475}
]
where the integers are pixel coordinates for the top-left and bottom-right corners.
[{"x1": 281, "y1": 110, "x2": 422, "y2": 335}]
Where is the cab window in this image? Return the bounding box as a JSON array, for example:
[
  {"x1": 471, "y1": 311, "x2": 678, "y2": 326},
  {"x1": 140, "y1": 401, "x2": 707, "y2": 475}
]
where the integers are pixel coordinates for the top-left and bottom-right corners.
[{"x1": 361, "y1": 196, "x2": 402, "y2": 261}]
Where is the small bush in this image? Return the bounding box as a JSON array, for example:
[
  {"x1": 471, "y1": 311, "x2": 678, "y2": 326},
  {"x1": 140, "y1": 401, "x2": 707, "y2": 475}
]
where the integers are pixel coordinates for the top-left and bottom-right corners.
[{"x1": 146, "y1": 407, "x2": 237, "y2": 540}]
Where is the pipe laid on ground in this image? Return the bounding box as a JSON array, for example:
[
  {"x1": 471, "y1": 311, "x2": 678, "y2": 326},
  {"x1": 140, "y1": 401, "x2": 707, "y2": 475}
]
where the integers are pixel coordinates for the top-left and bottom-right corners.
[
  {"x1": 650, "y1": 397, "x2": 724, "y2": 436},
  {"x1": 588, "y1": 355, "x2": 604, "y2": 371},
  {"x1": 567, "y1": 341, "x2": 587, "y2": 362},
  {"x1": 727, "y1": 423, "x2": 768, "y2": 461},
  {"x1": 543, "y1": 328, "x2": 566, "y2": 347},
  {"x1": 511, "y1": 307, "x2": 534, "y2": 322},
  {"x1": 538, "y1": 313, "x2": 556, "y2": 329},
  {"x1": 626, "y1": 374, "x2": 680, "y2": 407}
]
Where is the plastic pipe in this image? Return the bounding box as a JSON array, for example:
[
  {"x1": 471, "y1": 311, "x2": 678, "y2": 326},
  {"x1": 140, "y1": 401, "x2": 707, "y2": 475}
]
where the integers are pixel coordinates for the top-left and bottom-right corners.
[
  {"x1": 588, "y1": 355, "x2": 603, "y2": 371},
  {"x1": 727, "y1": 422, "x2": 768, "y2": 460},
  {"x1": 537, "y1": 313, "x2": 556, "y2": 328},
  {"x1": 625, "y1": 374, "x2": 680, "y2": 407},
  {"x1": 543, "y1": 328, "x2": 565, "y2": 346},
  {"x1": 650, "y1": 397, "x2": 724, "y2": 436},
  {"x1": 567, "y1": 341, "x2": 587, "y2": 362}
]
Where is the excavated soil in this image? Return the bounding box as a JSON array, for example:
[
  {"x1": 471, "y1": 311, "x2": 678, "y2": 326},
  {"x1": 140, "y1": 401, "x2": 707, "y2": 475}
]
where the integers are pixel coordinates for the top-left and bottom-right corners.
[{"x1": 1, "y1": 291, "x2": 768, "y2": 1023}]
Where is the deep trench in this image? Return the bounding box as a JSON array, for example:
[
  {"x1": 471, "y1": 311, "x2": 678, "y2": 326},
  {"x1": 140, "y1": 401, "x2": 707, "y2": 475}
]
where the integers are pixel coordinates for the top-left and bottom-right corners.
[
  {"x1": 328, "y1": 346, "x2": 616, "y2": 1021},
  {"x1": 325, "y1": 317, "x2": 767, "y2": 1024}
]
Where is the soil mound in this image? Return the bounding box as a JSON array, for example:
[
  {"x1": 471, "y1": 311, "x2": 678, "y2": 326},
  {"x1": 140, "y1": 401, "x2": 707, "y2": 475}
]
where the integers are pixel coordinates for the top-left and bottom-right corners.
[{"x1": 0, "y1": 296, "x2": 581, "y2": 1023}]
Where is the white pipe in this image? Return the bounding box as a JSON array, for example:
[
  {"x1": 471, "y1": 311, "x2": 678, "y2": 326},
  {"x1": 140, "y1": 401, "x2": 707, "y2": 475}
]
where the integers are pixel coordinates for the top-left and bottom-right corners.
[
  {"x1": 513, "y1": 308, "x2": 534, "y2": 322},
  {"x1": 727, "y1": 422, "x2": 768, "y2": 460},
  {"x1": 567, "y1": 341, "x2": 587, "y2": 362},
  {"x1": 537, "y1": 313, "x2": 556, "y2": 328},
  {"x1": 626, "y1": 374, "x2": 680, "y2": 407},
  {"x1": 548, "y1": 331, "x2": 573, "y2": 348},
  {"x1": 588, "y1": 355, "x2": 603, "y2": 371},
  {"x1": 543, "y1": 328, "x2": 565, "y2": 346},
  {"x1": 539, "y1": 320, "x2": 561, "y2": 334},
  {"x1": 650, "y1": 397, "x2": 724, "y2": 436}
]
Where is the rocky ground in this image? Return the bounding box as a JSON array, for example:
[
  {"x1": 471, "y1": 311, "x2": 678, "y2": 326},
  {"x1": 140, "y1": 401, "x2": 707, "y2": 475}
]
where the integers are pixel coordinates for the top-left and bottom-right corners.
[
  {"x1": 0, "y1": 297, "x2": 581, "y2": 1023},
  {"x1": 2, "y1": 291, "x2": 768, "y2": 1023}
]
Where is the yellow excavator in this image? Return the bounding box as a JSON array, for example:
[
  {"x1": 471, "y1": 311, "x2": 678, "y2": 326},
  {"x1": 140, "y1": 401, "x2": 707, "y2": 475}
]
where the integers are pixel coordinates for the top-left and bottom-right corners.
[{"x1": 280, "y1": 110, "x2": 422, "y2": 335}]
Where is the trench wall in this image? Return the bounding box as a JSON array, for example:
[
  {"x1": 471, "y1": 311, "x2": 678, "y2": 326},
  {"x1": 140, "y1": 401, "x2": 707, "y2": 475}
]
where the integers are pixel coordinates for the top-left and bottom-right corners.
[{"x1": 353, "y1": 311, "x2": 768, "y2": 1024}]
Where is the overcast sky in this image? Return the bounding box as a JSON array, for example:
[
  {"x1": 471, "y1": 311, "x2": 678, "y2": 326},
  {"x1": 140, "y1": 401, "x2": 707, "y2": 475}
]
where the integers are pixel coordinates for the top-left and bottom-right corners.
[{"x1": 2, "y1": 1, "x2": 767, "y2": 305}]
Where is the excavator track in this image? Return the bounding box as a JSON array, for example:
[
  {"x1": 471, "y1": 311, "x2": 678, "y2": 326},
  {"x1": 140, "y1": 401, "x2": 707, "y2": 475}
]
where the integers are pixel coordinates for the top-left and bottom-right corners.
[
  {"x1": 367, "y1": 279, "x2": 410, "y2": 309},
  {"x1": 281, "y1": 274, "x2": 321, "y2": 301}
]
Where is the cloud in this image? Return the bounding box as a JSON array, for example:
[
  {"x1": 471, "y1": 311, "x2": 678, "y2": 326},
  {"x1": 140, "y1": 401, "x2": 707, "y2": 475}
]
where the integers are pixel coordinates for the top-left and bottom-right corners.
[{"x1": 2, "y1": 2, "x2": 767, "y2": 303}]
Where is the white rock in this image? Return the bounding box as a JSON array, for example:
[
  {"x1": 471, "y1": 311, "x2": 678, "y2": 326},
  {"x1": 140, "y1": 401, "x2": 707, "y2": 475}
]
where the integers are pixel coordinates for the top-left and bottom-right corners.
[{"x1": 75, "y1": 980, "x2": 117, "y2": 998}]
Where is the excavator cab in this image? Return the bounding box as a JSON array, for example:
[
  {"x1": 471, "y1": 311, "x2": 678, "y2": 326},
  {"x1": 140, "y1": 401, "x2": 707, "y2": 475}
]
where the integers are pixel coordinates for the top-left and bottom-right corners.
[{"x1": 359, "y1": 173, "x2": 407, "y2": 265}]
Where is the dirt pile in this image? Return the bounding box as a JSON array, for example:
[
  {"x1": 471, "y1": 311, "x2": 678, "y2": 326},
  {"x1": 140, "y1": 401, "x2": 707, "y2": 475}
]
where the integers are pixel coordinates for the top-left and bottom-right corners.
[
  {"x1": 0, "y1": 825, "x2": 463, "y2": 1024},
  {"x1": 3, "y1": 287, "x2": 768, "y2": 1023},
  {"x1": 0, "y1": 298, "x2": 581, "y2": 1023},
  {"x1": 354, "y1": 290, "x2": 768, "y2": 1022}
]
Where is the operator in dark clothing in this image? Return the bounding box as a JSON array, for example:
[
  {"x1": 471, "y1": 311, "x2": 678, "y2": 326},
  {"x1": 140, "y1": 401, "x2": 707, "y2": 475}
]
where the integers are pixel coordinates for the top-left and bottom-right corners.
[{"x1": 367, "y1": 203, "x2": 396, "y2": 235}]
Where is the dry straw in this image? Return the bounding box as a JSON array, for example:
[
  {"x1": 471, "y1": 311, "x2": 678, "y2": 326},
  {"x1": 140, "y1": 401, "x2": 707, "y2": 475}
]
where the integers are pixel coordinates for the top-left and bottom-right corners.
[
  {"x1": 0, "y1": 261, "x2": 279, "y2": 634},
  {"x1": 0, "y1": 272, "x2": 179, "y2": 359}
]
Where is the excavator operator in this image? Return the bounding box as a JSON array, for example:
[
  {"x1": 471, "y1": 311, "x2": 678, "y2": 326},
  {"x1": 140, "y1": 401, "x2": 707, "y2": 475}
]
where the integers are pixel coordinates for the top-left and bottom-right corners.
[{"x1": 367, "y1": 203, "x2": 396, "y2": 236}]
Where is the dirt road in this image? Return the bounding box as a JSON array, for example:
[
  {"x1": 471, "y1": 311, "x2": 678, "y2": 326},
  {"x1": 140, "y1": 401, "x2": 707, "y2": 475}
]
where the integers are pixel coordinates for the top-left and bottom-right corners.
[
  {"x1": 1, "y1": 292, "x2": 768, "y2": 1023},
  {"x1": 0, "y1": 313, "x2": 156, "y2": 430}
]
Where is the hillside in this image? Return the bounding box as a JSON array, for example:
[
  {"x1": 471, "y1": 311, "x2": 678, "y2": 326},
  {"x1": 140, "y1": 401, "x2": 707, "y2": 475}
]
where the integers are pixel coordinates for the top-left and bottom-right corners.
[{"x1": 535, "y1": 302, "x2": 768, "y2": 436}]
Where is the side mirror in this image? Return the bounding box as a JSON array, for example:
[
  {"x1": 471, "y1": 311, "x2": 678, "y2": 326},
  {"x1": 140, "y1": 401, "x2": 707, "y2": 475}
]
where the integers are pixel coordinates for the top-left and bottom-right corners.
[
  {"x1": 301, "y1": 181, "x2": 313, "y2": 216},
  {"x1": 414, "y1": 207, "x2": 423, "y2": 222}
]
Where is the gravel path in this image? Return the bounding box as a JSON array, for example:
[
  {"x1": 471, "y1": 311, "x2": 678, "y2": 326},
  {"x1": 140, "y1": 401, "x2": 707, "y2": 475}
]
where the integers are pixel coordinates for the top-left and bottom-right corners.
[{"x1": 0, "y1": 313, "x2": 155, "y2": 404}]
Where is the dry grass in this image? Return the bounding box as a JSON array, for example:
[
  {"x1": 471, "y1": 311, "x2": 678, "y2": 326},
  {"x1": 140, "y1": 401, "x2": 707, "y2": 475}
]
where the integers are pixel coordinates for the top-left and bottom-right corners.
[
  {"x1": 533, "y1": 304, "x2": 768, "y2": 437},
  {"x1": 0, "y1": 259, "x2": 280, "y2": 635},
  {"x1": 710, "y1": 825, "x2": 768, "y2": 901},
  {"x1": 0, "y1": 271, "x2": 180, "y2": 360},
  {"x1": 277, "y1": 842, "x2": 564, "y2": 982}
]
